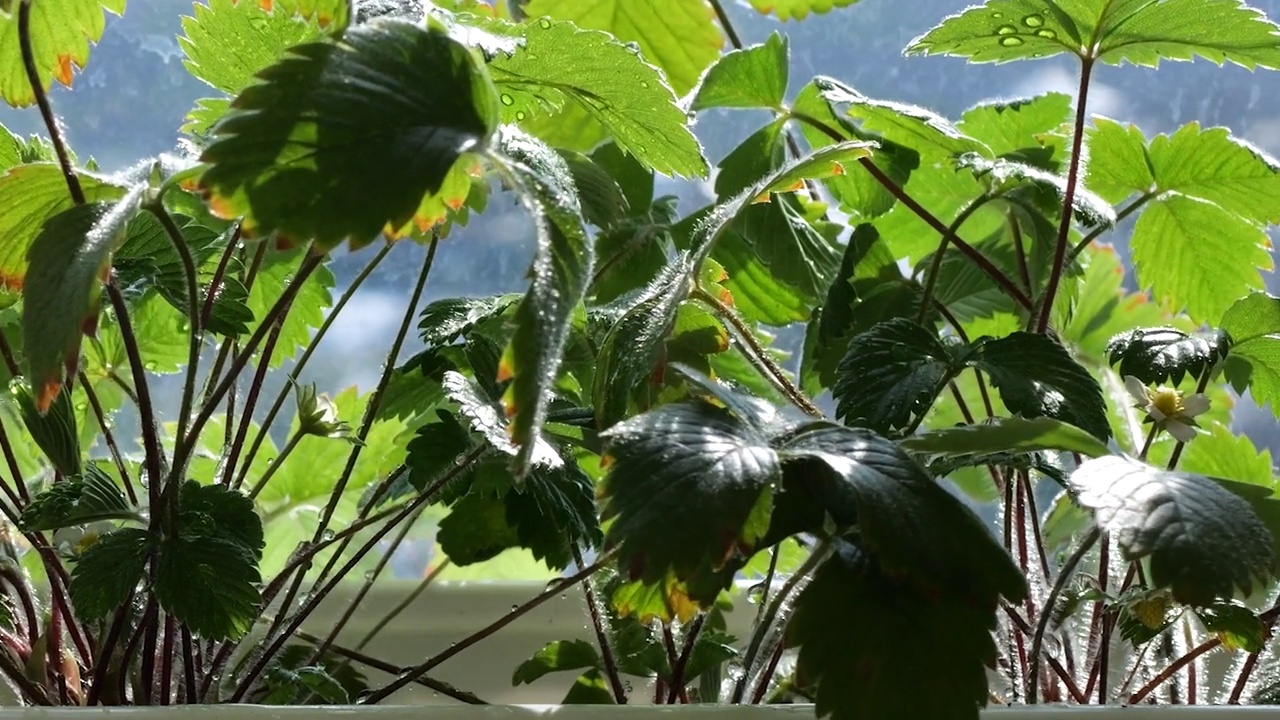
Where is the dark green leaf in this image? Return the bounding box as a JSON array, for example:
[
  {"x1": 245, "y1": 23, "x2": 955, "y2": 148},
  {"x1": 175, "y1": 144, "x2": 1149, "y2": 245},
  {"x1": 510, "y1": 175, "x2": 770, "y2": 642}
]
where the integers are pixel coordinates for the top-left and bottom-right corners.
[
  {"x1": 905, "y1": 0, "x2": 1280, "y2": 69},
  {"x1": 263, "y1": 665, "x2": 350, "y2": 705},
  {"x1": 1196, "y1": 600, "x2": 1267, "y2": 652},
  {"x1": 833, "y1": 318, "x2": 961, "y2": 435},
  {"x1": 901, "y1": 416, "x2": 1111, "y2": 460},
  {"x1": 558, "y1": 150, "x2": 629, "y2": 228},
  {"x1": 1222, "y1": 293, "x2": 1280, "y2": 411},
  {"x1": 418, "y1": 295, "x2": 518, "y2": 350},
  {"x1": 512, "y1": 639, "x2": 601, "y2": 685},
  {"x1": 495, "y1": 130, "x2": 593, "y2": 475},
  {"x1": 445, "y1": 370, "x2": 560, "y2": 469},
  {"x1": 777, "y1": 422, "x2": 1027, "y2": 601},
  {"x1": 437, "y1": 492, "x2": 519, "y2": 566},
  {"x1": 788, "y1": 539, "x2": 1003, "y2": 720},
  {"x1": 1070, "y1": 455, "x2": 1275, "y2": 606},
  {"x1": 20, "y1": 466, "x2": 134, "y2": 532},
  {"x1": 10, "y1": 378, "x2": 81, "y2": 476},
  {"x1": 591, "y1": 142, "x2": 653, "y2": 212},
  {"x1": 972, "y1": 332, "x2": 1111, "y2": 442},
  {"x1": 690, "y1": 32, "x2": 788, "y2": 111},
  {"x1": 505, "y1": 462, "x2": 602, "y2": 569},
  {"x1": 68, "y1": 528, "x2": 150, "y2": 621},
  {"x1": 1106, "y1": 327, "x2": 1232, "y2": 386},
  {"x1": 177, "y1": 481, "x2": 264, "y2": 560},
  {"x1": 24, "y1": 195, "x2": 140, "y2": 410},
  {"x1": 562, "y1": 668, "x2": 616, "y2": 704},
  {"x1": 200, "y1": 21, "x2": 498, "y2": 249},
  {"x1": 489, "y1": 14, "x2": 707, "y2": 177},
  {"x1": 155, "y1": 535, "x2": 261, "y2": 641},
  {"x1": 600, "y1": 399, "x2": 780, "y2": 586}
]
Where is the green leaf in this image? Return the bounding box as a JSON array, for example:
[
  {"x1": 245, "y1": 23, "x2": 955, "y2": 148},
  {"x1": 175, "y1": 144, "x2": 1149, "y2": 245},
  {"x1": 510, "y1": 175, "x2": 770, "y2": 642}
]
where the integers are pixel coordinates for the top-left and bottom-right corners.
[
  {"x1": 10, "y1": 378, "x2": 81, "y2": 476},
  {"x1": 562, "y1": 669, "x2": 616, "y2": 704},
  {"x1": 1070, "y1": 454, "x2": 1275, "y2": 606},
  {"x1": 748, "y1": 0, "x2": 860, "y2": 21},
  {"x1": 901, "y1": 417, "x2": 1111, "y2": 460},
  {"x1": 179, "y1": 0, "x2": 330, "y2": 96},
  {"x1": 1196, "y1": 600, "x2": 1267, "y2": 652},
  {"x1": 1105, "y1": 327, "x2": 1232, "y2": 386},
  {"x1": 972, "y1": 332, "x2": 1112, "y2": 442},
  {"x1": 591, "y1": 142, "x2": 653, "y2": 212},
  {"x1": 600, "y1": 398, "x2": 780, "y2": 588},
  {"x1": 178, "y1": 481, "x2": 264, "y2": 560},
  {"x1": 776, "y1": 423, "x2": 1027, "y2": 601},
  {"x1": 1087, "y1": 119, "x2": 1279, "y2": 323},
  {"x1": 1222, "y1": 293, "x2": 1280, "y2": 411},
  {"x1": 155, "y1": 535, "x2": 261, "y2": 641},
  {"x1": 68, "y1": 528, "x2": 150, "y2": 621},
  {"x1": 20, "y1": 467, "x2": 133, "y2": 532},
  {"x1": 421, "y1": 295, "x2": 519, "y2": 351},
  {"x1": 558, "y1": 150, "x2": 629, "y2": 228},
  {"x1": 199, "y1": 21, "x2": 499, "y2": 249},
  {"x1": 488, "y1": 15, "x2": 707, "y2": 178},
  {"x1": 0, "y1": 164, "x2": 125, "y2": 292},
  {"x1": 957, "y1": 93, "x2": 1072, "y2": 166},
  {"x1": 815, "y1": 76, "x2": 984, "y2": 161},
  {"x1": 833, "y1": 318, "x2": 961, "y2": 435},
  {"x1": 437, "y1": 492, "x2": 520, "y2": 566},
  {"x1": 905, "y1": 0, "x2": 1280, "y2": 69},
  {"x1": 495, "y1": 131, "x2": 593, "y2": 474},
  {"x1": 264, "y1": 665, "x2": 350, "y2": 705},
  {"x1": 1181, "y1": 421, "x2": 1275, "y2": 487},
  {"x1": 504, "y1": 462, "x2": 602, "y2": 569},
  {"x1": 714, "y1": 233, "x2": 809, "y2": 326},
  {"x1": 445, "y1": 370, "x2": 558, "y2": 467},
  {"x1": 690, "y1": 32, "x2": 788, "y2": 111},
  {"x1": 521, "y1": 0, "x2": 722, "y2": 96},
  {"x1": 787, "y1": 539, "x2": 1004, "y2": 720},
  {"x1": 512, "y1": 639, "x2": 601, "y2": 685},
  {"x1": 0, "y1": 0, "x2": 125, "y2": 107},
  {"x1": 24, "y1": 195, "x2": 141, "y2": 410},
  {"x1": 1060, "y1": 245, "x2": 1170, "y2": 360}
]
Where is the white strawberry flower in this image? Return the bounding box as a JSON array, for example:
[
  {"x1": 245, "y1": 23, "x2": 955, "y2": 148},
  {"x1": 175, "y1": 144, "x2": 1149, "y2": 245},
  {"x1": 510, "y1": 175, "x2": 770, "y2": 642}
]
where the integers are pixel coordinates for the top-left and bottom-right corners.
[{"x1": 1124, "y1": 375, "x2": 1210, "y2": 443}]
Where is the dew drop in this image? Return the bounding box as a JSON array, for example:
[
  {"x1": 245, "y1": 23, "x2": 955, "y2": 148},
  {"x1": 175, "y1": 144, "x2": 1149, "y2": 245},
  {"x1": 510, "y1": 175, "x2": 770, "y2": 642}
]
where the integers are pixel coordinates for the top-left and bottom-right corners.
[
  {"x1": 515, "y1": 110, "x2": 527, "y2": 121},
  {"x1": 1000, "y1": 36, "x2": 1025, "y2": 47},
  {"x1": 500, "y1": 93, "x2": 515, "y2": 106},
  {"x1": 640, "y1": 80, "x2": 650, "y2": 89},
  {"x1": 995, "y1": 24, "x2": 1017, "y2": 35},
  {"x1": 1035, "y1": 28, "x2": 1057, "y2": 39},
  {"x1": 1022, "y1": 14, "x2": 1045, "y2": 27},
  {"x1": 510, "y1": 604, "x2": 519, "y2": 613},
  {"x1": 538, "y1": 18, "x2": 552, "y2": 28},
  {"x1": 321, "y1": 530, "x2": 335, "y2": 541},
  {"x1": 143, "y1": 361, "x2": 159, "y2": 371},
  {"x1": 992, "y1": 11, "x2": 1003, "y2": 17}
]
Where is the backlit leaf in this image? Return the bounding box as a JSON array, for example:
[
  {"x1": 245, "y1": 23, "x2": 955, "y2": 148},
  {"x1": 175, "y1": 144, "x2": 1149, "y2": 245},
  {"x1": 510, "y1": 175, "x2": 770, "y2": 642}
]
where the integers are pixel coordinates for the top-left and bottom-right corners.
[
  {"x1": 199, "y1": 21, "x2": 499, "y2": 249},
  {"x1": 488, "y1": 15, "x2": 707, "y2": 178},
  {"x1": 748, "y1": 0, "x2": 860, "y2": 21},
  {"x1": 0, "y1": 0, "x2": 125, "y2": 108},
  {"x1": 1223, "y1": 293, "x2": 1280, "y2": 411},
  {"x1": 512, "y1": 640, "x2": 601, "y2": 685},
  {"x1": 1070, "y1": 455, "x2": 1275, "y2": 606},
  {"x1": 521, "y1": 0, "x2": 722, "y2": 95},
  {"x1": 906, "y1": 0, "x2": 1280, "y2": 69},
  {"x1": 690, "y1": 32, "x2": 788, "y2": 111},
  {"x1": 901, "y1": 416, "x2": 1110, "y2": 460},
  {"x1": 179, "y1": 0, "x2": 330, "y2": 96}
]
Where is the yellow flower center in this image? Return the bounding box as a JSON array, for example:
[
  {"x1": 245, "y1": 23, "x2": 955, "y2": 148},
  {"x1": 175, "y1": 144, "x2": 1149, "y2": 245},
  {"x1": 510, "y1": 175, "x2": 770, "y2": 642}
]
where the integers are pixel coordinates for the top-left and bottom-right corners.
[{"x1": 1151, "y1": 387, "x2": 1185, "y2": 419}]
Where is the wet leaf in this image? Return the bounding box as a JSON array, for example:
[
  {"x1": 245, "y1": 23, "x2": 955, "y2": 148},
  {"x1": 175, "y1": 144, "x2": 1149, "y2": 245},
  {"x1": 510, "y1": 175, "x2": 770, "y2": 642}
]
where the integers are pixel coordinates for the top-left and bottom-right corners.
[{"x1": 0, "y1": 0, "x2": 125, "y2": 107}]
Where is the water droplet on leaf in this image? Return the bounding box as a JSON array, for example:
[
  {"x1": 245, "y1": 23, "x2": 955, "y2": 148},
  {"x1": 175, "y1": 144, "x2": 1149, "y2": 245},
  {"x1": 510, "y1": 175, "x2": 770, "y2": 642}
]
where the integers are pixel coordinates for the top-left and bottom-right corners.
[
  {"x1": 1022, "y1": 14, "x2": 1045, "y2": 27},
  {"x1": 538, "y1": 18, "x2": 552, "y2": 28},
  {"x1": 1000, "y1": 36, "x2": 1025, "y2": 47},
  {"x1": 991, "y1": 11, "x2": 1003, "y2": 17},
  {"x1": 1036, "y1": 28, "x2": 1057, "y2": 39},
  {"x1": 500, "y1": 94, "x2": 514, "y2": 106},
  {"x1": 515, "y1": 110, "x2": 527, "y2": 121},
  {"x1": 995, "y1": 25, "x2": 1017, "y2": 35}
]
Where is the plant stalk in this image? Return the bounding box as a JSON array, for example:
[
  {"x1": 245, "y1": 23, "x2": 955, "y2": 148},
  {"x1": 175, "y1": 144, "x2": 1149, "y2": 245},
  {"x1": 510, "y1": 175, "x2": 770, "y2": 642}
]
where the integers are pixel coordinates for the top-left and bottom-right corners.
[{"x1": 1027, "y1": 526, "x2": 1100, "y2": 703}]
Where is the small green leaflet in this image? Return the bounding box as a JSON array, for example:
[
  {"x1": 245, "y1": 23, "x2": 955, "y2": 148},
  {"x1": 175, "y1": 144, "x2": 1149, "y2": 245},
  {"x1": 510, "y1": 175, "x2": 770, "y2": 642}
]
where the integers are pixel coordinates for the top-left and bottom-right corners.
[
  {"x1": 69, "y1": 528, "x2": 150, "y2": 621},
  {"x1": 1070, "y1": 455, "x2": 1275, "y2": 606},
  {"x1": 179, "y1": 0, "x2": 330, "y2": 96},
  {"x1": 11, "y1": 379, "x2": 81, "y2": 476},
  {"x1": 690, "y1": 32, "x2": 788, "y2": 112},
  {"x1": 199, "y1": 21, "x2": 499, "y2": 249},
  {"x1": 0, "y1": 0, "x2": 125, "y2": 108},
  {"x1": 1087, "y1": 119, "x2": 1279, "y2": 325},
  {"x1": 957, "y1": 92, "x2": 1072, "y2": 166},
  {"x1": 488, "y1": 16, "x2": 707, "y2": 178},
  {"x1": 522, "y1": 0, "x2": 722, "y2": 96},
  {"x1": 906, "y1": 0, "x2": 1280, "y2": 69},
  {"x1": 1222, "y1": 292, "x2": 1280, "y2": 411},
  {"x1": 1182, "y1": 421, "x2": 1275, "y2": 488},
  {"x1": 749, "y1": 0, "x2": 861, "y2": 21},
  {"x1": 834, "y1": 318, "x2": 962, "y2": 435},
  {"x1": 815, "y1": 76, "x2": 985, "y2": 161},
  {"x1": 19, "y1": 466, "x2": 135, "y2": 532},
  {"x1": 512, "y1": 639, "x2": 601, "y2": 686}
]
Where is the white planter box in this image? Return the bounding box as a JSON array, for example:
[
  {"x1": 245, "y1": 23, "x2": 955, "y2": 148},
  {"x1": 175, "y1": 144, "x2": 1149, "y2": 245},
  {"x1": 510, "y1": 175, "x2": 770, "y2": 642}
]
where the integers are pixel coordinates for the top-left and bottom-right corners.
[{"x1": 295, "y1": 583, "x2": 1271, "y2": 715}]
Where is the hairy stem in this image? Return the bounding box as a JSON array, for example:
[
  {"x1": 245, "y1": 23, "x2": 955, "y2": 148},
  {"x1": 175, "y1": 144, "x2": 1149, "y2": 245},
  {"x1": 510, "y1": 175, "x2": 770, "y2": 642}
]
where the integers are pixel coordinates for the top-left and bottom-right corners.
[
  {"x1": 1027, "y1": 526, "x2": 1100, "y2": 703},
  {"x1": 574, "y1": 543, "x2": 627, "y2": 704},
  {"x1": 292, "y1": 629, "x2": 485, "y2": 704},
  {"x1": 917, "y1": 196, "x2": 994, "y2": 322},
  {"x1": 200, "y1": 224, "x2": 241, "y2": 329},
  {"x1": 104, "y1": 285, "x2": 167, "y2": 513},
  {"x1": 236, "y1": 242, "x2": 393, "y2": 489},
  {"x1": 666, "y1": 614, "x2": 705, "y2": 704},
  {"x1": 18, "y1": 1, "x2": 84, "y2": 204},
  {"x1": 1035, "y1": 57, "x2": 1095, "y2": 332},
  {"x1": 146, "y1": 204, "x2": 203, "y2": 450},
  {"x1": 222, "y1": 316, "x2": 286, "y2": 489},
  {"x1": 354, "y1": 560, "x2": 450, "y2": 653},
  {"x1": 691, "y1": 287, "x2": 821, "y2": 416},
  {"x1": 245, "y1": 431, "x2": 302, "y2": 500}
]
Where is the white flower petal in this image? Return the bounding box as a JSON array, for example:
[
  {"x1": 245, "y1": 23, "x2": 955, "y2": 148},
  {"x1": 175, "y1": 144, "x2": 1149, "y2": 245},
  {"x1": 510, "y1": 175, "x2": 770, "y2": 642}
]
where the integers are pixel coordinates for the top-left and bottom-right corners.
[
  {"x1": 1181, "y1": 393, "x2": 1211, "y2": 417},
  {"x1": 1166, "y1": 420, "x2": 1198, "y2": 443},
  {"x1": 1148, "y1": 406, "x2": 1167, "y2": 422},
  {"x1": 1124, "y1": 376, "x2": 1150, "y2": 404}
]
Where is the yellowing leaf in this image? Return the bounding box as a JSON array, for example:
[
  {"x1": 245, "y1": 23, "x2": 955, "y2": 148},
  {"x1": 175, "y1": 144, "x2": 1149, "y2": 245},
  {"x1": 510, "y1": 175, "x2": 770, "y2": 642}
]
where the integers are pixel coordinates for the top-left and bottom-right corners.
[{"x1": 749, "y1": 0, "x2": 861, "y2": 21}]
